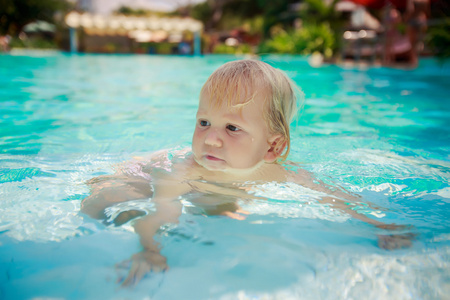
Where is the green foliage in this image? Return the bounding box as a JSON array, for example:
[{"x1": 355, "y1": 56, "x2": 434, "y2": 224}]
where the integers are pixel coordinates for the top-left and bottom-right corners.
[
  {"x1": 188, "y1": 0, "x2": 286, "y2": 32},
  {"x1": 156, "y1": 42, "x2": 175, "y2": 54},
  {"x1": 114, "y1": 5, "x2": 169, "y2": 17},
  {"x1": 426, "y1": 0, "x2": 450, "y2": 60},
  {"x1": 259, "y1": 23, "x2": 335, "y2": 57},
  {"x1": 242, "y1": 16, "x2": 264, "y2": 35},
  {"x1": 190, "y1": 1, "x2": 212, "y2": 24},
  {"x1": 257, "y1": 0, "x2": 299, "y2": 38},
  {"x1": 8, "y1": 36, "x2": 25, "y2": 48},
  {"x1": 9, "y1": 36, "x2": 57, "y2": 49},
  {"x1": 220, "y1": 0, "x2": 264, "y2": 21},
  {"x1": 115, "y1": 6, "x2": 148, "y2": 16},
  {"x1": 427, "y1": 18, "x2": 450, "y2": 59},
  {"x1": 299, "y1": 0, "x2": 340, "y2": 23},
  {"x1": 259, "y1": 28, "x2": 295, "y2": 53},
  {"x1": 104, "y1": 43, "x2": 117, "y2": 53},
  {"x1": 139, "y1": 42, "x2": 177, "y2": 54},
  {"x1": 0, "y1": 0, "x2": 70, "y2": 35},
  {"x1": 213, "y1": 43, "x2": 253, "y2": 54},
  {"x1": 212, "y1": 1, "x2": 263, "y2": 32}
]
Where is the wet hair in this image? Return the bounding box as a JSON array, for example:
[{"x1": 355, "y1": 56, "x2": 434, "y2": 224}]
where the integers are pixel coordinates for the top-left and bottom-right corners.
[{"x1": 200, "y1": 59, "x2": 303, "y2": 160}]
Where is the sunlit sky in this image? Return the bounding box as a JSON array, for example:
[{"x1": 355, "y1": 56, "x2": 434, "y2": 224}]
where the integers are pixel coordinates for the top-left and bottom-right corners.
[{"x1": 77, "y1": 0, "x2": 206, "y2": 14}]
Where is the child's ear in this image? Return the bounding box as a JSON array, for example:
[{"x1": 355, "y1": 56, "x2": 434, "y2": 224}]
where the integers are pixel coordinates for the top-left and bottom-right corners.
[{"x1": 264, "y1": 134, "x2": 286, "y2": 163}]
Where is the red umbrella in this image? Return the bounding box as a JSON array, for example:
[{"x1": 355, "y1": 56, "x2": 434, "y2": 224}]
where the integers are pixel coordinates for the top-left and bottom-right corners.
[{"x1": 349, "y1": 0, "x2": 408, "y2": 9}]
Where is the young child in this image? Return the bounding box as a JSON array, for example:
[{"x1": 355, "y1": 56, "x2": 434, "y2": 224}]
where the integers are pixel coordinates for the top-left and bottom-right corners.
[{"x1": 81, "y1": 59, "x2": 412, "y2": 286}]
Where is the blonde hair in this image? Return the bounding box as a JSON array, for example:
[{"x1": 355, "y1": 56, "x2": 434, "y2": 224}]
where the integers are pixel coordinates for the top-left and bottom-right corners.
[{"x1": 200, "y1": 59, "x2": 302, "y2": 160}]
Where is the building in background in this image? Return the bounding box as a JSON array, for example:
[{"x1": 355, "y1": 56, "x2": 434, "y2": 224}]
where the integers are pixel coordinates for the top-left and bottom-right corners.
[
  {"x1": 65, "y1": 11, "x2": 203, "y2": 54},
  {"x1": 77, "y1": 0, "x2": 205, "y2": 15}
]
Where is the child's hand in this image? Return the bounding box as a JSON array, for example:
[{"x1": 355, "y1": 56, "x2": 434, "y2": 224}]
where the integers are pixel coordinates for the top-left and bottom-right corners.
[
  {"x1": 377, "y1": 233, "x2": 415, "y2": 250},
  {"x1": 375, "y1": 223, "x2": 416, "y2": 250},
  {"x1": 221, "y1": 209, "x2": 250, "y2": 220},
  {"x1": 378, "y1": 234, "x2": 414, "y2": 250},
  {"x1": 119, "y1": 250, "x2": 168, "y2": 287}
]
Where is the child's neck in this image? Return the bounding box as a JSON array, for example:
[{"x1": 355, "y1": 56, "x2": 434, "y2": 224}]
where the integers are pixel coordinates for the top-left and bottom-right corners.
[
  {"x1": 219, "y1": 160, "x2": 266, "y2": 177},
  {"x1": 192, "y1": 158, "x2": 276, "y2": 182}
]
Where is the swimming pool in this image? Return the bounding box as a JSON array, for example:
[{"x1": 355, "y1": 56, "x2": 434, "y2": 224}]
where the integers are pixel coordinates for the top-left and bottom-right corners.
[{"x1": 1, "y1": 51, "x2": 449, "y2": 299}]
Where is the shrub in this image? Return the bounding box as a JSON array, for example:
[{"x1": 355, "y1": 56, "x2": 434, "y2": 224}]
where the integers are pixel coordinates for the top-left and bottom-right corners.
[
  {"x1": 259, "y1": 23, "x2": 335, "y2": 58},
  {"x1": 427, "y1": 17, "x2": 450, "y2": 59},
  {"x1": 213, "y1": 43, "x2": 253, "y2": 54}
]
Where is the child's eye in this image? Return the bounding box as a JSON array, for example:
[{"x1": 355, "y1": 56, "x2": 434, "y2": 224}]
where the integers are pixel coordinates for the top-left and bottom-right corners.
[
  {"x1": 226, "y1": 125, "x2": 240, "y2": 132},
  {"x1": 199, "y1": 120, "x2": 210, "y2": 127}
]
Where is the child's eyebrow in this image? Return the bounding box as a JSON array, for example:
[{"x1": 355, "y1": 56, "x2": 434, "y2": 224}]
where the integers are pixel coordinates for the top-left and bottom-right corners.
[
  {"x1": 195, "y1": 109, "x2": 208, "y2": 117},
  {"x1": 196, "y1": 109, "x2": 247, "y2": 125}
]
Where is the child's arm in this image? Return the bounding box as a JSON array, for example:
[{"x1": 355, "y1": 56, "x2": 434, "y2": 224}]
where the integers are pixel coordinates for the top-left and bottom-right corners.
[
  {"x1": 290, "y1": 168, "x2": 414, "y2": 249},
  {"x1": 121, "y1": 179, "x2": 191, "y2": 286},
  {"x1": 80, "y1": 174, "x2": 153, "y2": 219},
  {"x1": 80, "y1": 153, "x2": 165, "y2": 220},
  {"x1": 81, "y1": 174, "x2": 153, "y2": 219},
  {"x1": 121, "y1": 196, "x2": 182, "y2": 286}
]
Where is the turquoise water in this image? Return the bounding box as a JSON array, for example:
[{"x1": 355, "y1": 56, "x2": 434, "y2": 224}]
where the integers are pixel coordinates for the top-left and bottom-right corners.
[{"x1": 1, "y1": 50, "x2": 449, "y2": 299}]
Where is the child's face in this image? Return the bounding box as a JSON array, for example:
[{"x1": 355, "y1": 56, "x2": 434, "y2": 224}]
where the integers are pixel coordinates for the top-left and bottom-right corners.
[{"x1": 192, "y1": 91, "x2": 278, "y2": 172}]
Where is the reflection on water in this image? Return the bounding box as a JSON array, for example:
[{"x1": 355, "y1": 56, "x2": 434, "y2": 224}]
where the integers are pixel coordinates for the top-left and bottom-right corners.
[{"x1": 0, "y1": 53, "x2": 449, "y2": 299}]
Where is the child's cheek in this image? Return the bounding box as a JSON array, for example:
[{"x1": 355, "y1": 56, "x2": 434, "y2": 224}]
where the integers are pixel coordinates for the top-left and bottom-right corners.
[
  {"x1": 192, "y1": 130, "x2": 203, "y2": 151},
  {"x1": 193, "y1": 129, "x2": 203, "y2": 141}
]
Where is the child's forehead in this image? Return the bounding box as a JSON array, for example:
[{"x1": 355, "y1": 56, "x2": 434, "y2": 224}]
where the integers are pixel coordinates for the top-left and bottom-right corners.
[
  {"x1": 198, "y1": 94, "x2": 242, "y2": 113},
  {"x1": 200, "y1": 83, "x2": 270, "y2": 109},
  {"x1": 197, "y1": 92, "x2": 268, "y2": 126}
]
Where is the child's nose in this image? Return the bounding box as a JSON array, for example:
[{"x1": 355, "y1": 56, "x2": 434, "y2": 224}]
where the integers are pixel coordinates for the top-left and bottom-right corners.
[{"x1": 205, "y1": 130, "x2": 222, "y2": 147}]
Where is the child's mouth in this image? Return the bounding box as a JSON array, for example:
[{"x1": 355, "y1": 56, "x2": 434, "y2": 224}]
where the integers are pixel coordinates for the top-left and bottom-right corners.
[{"x1": 205, "y1": 155, "x2": 223, "y2": 161}]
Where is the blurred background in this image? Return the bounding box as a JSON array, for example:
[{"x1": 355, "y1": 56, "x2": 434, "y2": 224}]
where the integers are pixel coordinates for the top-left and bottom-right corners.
[{"x1": 0, "y1": 0, "x2": 449, "y2": 67}]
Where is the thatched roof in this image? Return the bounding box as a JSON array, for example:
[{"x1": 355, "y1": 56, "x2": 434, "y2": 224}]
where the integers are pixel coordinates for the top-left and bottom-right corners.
[{"x1": 65, "y1": 12, "x2": 203, "y2": 34}]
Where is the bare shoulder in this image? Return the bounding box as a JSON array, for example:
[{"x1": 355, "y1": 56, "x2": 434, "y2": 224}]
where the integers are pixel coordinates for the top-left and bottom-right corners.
[
  {"x1": 133, "y1": 147, "x2": 192, "y2": 174},
  {"x1": 283, "y1": 160, "x2": 360, "y2": 201},
  {"x1": 283, "y1": 162, "x2": 315, "y2": 184},
  {"x1": 255, "y1": 162, "x2": 295, "y2": 182}
]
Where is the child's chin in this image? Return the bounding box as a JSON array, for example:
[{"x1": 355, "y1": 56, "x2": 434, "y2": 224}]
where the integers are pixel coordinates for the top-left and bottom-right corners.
[
  {"x1": 196, "y1": 158, "x2": 227, "y2": 172},
  {"x1": 203, "y1": 163, "x2": 228, "y2": 172}
]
